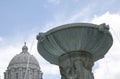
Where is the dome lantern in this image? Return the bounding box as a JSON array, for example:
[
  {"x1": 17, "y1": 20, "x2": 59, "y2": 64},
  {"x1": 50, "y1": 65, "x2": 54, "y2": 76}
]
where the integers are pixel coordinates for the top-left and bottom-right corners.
[{"x1": 22, "y1": 42, "x2": 28, "y2": 53}]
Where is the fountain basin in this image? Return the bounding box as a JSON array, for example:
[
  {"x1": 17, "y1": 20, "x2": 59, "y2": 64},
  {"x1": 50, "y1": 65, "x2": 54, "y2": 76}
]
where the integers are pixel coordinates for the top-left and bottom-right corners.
[{"x1": 37, "y1": 23, "x2": 113, "y2": 65}]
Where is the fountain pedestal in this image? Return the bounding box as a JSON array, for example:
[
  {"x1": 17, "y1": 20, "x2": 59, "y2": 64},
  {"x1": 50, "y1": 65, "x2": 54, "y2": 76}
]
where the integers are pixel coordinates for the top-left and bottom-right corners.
[{"x1": 59, "y1": 51, "x2": 94, "y2": 79}]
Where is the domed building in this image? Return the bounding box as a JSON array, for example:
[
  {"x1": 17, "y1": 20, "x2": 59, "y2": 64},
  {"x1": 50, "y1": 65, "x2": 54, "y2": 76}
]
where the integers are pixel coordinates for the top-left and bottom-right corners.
[{"x1": 4, "y1": 43, "x2": 43, "y2": 79}]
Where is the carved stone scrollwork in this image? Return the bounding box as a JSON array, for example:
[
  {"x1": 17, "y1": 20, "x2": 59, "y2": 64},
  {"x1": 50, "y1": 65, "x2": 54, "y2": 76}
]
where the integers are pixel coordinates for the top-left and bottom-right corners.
[{"x1": 59, "y1": 51, "x2": 94, "y2": 79}]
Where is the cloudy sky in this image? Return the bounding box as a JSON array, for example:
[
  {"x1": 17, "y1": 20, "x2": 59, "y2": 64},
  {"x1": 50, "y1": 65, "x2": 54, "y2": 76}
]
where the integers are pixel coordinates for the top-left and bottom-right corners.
[{"x1": 0, "y1": 0, "x2": 120, "y2": 79}]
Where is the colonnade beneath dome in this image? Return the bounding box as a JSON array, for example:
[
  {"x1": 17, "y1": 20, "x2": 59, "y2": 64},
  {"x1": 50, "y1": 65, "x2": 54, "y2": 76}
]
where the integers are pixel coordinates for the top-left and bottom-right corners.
[{"x1": 4, "y1": 67, "x2": 42, "y2": 79}]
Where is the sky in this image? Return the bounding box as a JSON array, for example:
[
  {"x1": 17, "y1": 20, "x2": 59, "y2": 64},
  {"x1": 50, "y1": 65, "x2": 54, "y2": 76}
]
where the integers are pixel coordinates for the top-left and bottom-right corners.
[{"x1": 0, "y1": 0, "x2": 120, "y2": 79}]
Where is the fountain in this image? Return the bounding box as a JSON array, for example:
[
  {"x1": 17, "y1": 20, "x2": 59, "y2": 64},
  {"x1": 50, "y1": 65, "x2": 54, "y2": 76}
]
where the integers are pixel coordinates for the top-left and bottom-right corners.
[{"x1": 37, "y1": 23, "x2": 113, "y2": 79}]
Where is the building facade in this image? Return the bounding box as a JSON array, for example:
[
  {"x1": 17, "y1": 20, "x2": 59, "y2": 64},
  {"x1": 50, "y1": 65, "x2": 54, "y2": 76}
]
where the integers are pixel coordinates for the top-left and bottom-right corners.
[{"x1": 4, "y1": 43, "x2": 43, "y2": 79}]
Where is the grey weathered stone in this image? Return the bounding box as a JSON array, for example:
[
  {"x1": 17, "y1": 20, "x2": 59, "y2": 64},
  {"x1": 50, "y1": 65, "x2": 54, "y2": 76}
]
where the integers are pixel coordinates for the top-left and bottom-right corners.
[
  {"x1": 37, "y1": 23, "x2": 113, "y2": 79},
  {"x1": 59, "y1": 51, "x2": 94, "y2": 79}
]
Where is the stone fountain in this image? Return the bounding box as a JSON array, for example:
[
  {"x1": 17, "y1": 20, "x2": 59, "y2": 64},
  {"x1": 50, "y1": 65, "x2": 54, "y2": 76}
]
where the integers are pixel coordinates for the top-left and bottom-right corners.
[{"x1": 36, "y1": 23, "x2": 113, "y2": 79}]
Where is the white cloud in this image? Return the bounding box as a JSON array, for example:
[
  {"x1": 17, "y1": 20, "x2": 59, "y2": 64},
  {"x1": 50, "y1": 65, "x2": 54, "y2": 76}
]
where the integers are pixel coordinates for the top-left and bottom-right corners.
[
  {"x1": 41, "y1": 64, "x2": 59, "y2": 75},
  {"x1": 68, "y1": 5, "x2": 92, "y2": 22},
  {"x1": 47, "y1": 4, "x2": 96, "y2": 25},
  {"x1": 0, "y1": 45, "x2": 20, "y2": 79},
  {"x1": 0, "y1": 37, "x2": 3, "y2": 42},
  {"x1": 91, "y1": 12, "x2": 120, "y2": 79}
]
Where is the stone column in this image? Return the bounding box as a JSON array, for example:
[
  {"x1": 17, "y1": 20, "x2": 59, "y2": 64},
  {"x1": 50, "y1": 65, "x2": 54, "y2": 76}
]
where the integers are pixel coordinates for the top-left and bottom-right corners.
[
  {"x1": 6, "y1": 71, "x2": 9, "y2": 79},
  {"x1": 22, "y1": 68, "x2": 26, "y2": 79},
  {"x1": 11, "y1": 69, "x2": 14, "y2": 79},
  {"x1": 7, "y1": 70, "x2": 9, "y2": 79},
  {"x1": 27, "y1": 69, "x2": 30, "y2": 79},
  {"x1": 29, "y1": 69, "x2": 32, "y2": 79},
  {"x1": 18, "y1": 68, "x2": 22, "y2": 79},
  {"x1": 38, "y1": 71, "x2": 43, "y2": 79},
  {"x1": 59, "y1": 51, "x2": 94, "y2": 79},
  {"x1": 33, "y1": 69, "x2": 38, "y2": 79},
  {"x1": 33, "y1": 69, "x2": 35, "y2": 79},
  {"x1": 4, "y1": 72, "x2": 6, "y2": 79}
]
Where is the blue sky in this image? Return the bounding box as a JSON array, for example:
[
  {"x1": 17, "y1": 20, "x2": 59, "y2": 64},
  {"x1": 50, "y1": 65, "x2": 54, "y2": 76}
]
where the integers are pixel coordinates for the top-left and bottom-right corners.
[
  {"x1": 0, "y1": 0, "x2": 120, "y2": 79},
  {"x1": 0, "y1": 0, "x2": 119, "y2": 37}
]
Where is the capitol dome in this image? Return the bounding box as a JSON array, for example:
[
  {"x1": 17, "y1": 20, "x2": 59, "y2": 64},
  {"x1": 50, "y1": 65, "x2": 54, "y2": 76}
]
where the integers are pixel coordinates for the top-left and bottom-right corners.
[
  {"x1": 8, "y1": 43, "x2": 39, "y2": 69},
  {"x1": 4, "y1": 43, "x2": 43, "y2": 79},
  {"x1": 8, "y1": 52, "x2": 39, "y2": 67}
]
